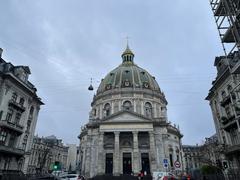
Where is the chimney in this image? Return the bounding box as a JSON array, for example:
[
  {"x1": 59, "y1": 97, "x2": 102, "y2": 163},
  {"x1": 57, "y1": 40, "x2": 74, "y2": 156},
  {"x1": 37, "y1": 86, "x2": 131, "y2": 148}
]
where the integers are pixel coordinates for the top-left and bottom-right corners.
[{"x1": 0, "y1": 48, "x2": 3, "y2": 58}]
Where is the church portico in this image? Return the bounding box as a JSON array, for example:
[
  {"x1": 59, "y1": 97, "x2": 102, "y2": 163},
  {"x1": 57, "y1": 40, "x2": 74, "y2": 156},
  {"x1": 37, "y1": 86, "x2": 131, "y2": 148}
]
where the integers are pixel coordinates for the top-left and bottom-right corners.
[
  {"x1": 78, "y1": 45, "x2": 183, "y2": 178},
  {"x1": 98, "y1": 129, "x2": 156, "y2": 175}
]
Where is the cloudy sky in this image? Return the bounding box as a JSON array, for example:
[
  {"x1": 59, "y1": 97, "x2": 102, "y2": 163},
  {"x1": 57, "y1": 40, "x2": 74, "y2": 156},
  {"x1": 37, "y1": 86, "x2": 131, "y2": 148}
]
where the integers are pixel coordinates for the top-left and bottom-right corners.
[{"x1": 0, "y1": 0, "x2": 224, "y2": 145}]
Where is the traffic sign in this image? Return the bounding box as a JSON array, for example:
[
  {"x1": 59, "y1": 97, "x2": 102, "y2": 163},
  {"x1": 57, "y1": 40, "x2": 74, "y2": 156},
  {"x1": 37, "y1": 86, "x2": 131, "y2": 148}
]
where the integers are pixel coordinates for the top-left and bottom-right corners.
[
  {"x1": 163, "y1": 159, "x2": 168, "y2": 168},
  {"x1": 163, "y1": 159, "x2": 168, "y2": 164},
  {"x1": 174, "y1": 161, "x2": 181, "y2": 168}
]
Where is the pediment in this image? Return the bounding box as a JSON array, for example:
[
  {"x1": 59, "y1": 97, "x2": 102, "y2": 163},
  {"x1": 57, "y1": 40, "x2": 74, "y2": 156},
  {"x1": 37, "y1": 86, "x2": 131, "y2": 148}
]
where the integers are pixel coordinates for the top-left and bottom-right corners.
[{"x1": 102, "y1": 111, "x2": 151, "y2": 123}]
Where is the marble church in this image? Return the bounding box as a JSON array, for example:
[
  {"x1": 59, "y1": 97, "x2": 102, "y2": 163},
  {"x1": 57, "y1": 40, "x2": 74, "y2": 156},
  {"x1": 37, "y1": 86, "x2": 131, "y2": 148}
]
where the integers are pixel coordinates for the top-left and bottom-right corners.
[{"x1": 78, "y1": 45, "x2": 183, "y2": 178}]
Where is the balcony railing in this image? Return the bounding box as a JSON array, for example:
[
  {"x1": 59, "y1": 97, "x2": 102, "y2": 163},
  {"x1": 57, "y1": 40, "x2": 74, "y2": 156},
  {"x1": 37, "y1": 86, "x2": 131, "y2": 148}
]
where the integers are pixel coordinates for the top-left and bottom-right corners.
[
  {"x1": 104, "y1": 143, "x2": 114, "y2": 149},
  {"x1": 8, "y1": 99, "x2": 26, "y2": 112},
  {"x1": 234, "y1": 102, "x2": 240, "y2": 115},
  {"x1": 0, "y1": 144, "x2": 24, "y2": 156},
  {"x1": 138, "y1": 144, "x2": 150, "y2": 149},
  {"x1": 221, "y1": 115, "x2": 235, "y2": 125},
  {"x1": 220, "y1": 95, "x2": 231, "y2": 107},
  {"x1": 0, "y1": 120, "x2": 24, "y2": 134}
]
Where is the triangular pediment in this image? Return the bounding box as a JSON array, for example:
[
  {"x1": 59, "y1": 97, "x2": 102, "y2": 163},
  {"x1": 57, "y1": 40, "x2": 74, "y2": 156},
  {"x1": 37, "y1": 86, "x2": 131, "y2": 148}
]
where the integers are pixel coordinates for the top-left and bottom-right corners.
[{"x1": 102, "y1": 111, "x2": 152, "y2": 123}]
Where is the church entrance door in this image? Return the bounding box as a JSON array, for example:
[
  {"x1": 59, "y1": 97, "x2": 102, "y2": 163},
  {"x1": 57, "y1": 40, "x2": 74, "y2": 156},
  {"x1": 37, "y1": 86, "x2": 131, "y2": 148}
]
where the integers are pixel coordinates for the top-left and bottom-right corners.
[
  {"x1": 122, "y1": 153, "x2": 132, "y2": 174},
  {"x1": 105, "y1": 153, "x2": 113, "y2": 174},
  {"x1": 141, "y1": 153, "x2": 150, "y2": 174}
]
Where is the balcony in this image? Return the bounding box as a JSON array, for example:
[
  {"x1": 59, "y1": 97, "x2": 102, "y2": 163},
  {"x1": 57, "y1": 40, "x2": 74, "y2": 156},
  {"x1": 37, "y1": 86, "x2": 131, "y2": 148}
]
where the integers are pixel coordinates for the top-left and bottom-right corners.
[
  {"x1": 225, "y1": 131, "x2": 240, "y2": 154},
  {"x1": 104, "y1": 143, "x2": 114, "y2": 149},
  {"x1": 139, "y1": 144, "x2": 150, "y2": 149},
  {"x1": 0, "y1": 120, "x2": 24, "y2": 134},
  {"x1": 220, "y1": 95, "x2": 231, "y2": 107},
  {"x1": 8, "y1": 99, "x2": 26, "y2": 112},
  {"x1": 0, "y1": 144, "x2": 24, "y2": 156},
  {"x1": 234, "y1": 102, "x2": 240, "y2": 115}
]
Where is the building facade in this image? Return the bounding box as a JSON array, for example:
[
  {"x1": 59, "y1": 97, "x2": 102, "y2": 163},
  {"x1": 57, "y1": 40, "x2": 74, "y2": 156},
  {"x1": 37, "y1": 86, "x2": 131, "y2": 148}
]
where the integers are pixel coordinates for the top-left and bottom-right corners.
[
  {"x1": 66, "y1": 144, "x2": 78, "y2": 172},
  {"x1": 182, "y1": 135, "x2": 227, "y2": 173},
  {"x1": 78, "y1": 46, "x2": 183, "y2": 178},
  {"x1": 0, "y1": 48, "x2": 43, "y2": 174},
  {"x1": 182, "y1": 145, "x2": 201, "y2": 173},
  {"x1": 206, "y1": 52, "x2": 240, "y2": 170},
  {"x1": 27, "y1": 135, "x2": 68, "y2": 174}
]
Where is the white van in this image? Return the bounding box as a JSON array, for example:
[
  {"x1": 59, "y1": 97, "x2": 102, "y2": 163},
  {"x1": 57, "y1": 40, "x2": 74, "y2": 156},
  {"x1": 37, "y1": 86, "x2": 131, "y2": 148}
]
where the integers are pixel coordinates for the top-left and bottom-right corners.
[{"x1": 152, "y1": 171, "x2": 178, "y2": 180}]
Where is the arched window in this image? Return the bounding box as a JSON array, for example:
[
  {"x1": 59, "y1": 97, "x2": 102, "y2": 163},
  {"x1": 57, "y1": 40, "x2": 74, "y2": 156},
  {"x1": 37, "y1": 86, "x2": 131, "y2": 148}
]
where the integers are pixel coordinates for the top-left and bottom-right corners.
[
  {"x1": 227, "y1": 85, "x2": 232, "y2": 93},
  {"x1": 92, "y1": 109, "x2": 96, "y2": 116},
  {"x1": 123, "y1": 101, "x2": 132, "y2": 111},
  {"x1": 221, "y1": 91, "x2": 226, "y2": 98},
  {"x1": 104, "y1": 103, "x2": 111, "y2": 117},
  {"x1": 19, "y1": 98, "x2": 25, "y2": 106},
  {"x1": 144, "y1": 102, "x2": 153, "y2": 118},
  {"x1": 29, "y1": 107, "x2": 34, "y2": 120}
]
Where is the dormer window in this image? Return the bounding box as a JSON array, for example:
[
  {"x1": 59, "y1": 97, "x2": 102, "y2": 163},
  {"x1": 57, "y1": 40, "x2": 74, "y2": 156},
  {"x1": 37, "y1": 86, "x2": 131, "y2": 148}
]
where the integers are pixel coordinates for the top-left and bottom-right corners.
[
  {"x1": 124, "y1": 80, "x2": 130, "y2": 87},
  {"x1": 21, "y1": 72, "x2": 27, "y2": 82}
]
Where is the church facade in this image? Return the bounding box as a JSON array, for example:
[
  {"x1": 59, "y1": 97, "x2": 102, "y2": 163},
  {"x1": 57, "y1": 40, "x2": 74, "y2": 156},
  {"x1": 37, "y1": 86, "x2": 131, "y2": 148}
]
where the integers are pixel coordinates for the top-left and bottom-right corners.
[{"x1": 78, "y1": 46, "x2": 183, "y2": 178}]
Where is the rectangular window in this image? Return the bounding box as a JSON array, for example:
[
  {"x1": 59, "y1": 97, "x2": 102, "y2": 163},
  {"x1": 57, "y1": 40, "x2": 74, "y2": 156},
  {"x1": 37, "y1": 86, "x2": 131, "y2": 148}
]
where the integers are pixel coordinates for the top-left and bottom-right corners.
[
  {"x1": 8, "y1": 134, "x2": 16, "y2": 148},
  {"x1": 225, "y1": 106, "x2": 231, "y2": 117},
  {"x1": 0, "y1": 130, "x2": 7, "y2": 145},
  {"x1": 6, "y1": 109, "x2": 13, "y2": 122},
  {"x1": 15, "y1": 113, "x2": 21, "y2": 124},
  {"x1": 0, "y1": 111, "x2": 3, "y2": 120}
]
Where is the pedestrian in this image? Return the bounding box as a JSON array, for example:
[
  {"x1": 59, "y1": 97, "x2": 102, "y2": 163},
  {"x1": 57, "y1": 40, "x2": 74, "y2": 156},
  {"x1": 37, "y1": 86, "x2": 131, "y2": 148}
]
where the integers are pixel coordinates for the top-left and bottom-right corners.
[
  {"x1": 144, "y1": 170, "x2": 147, "y2": 176},
  {"x1": 140, "y1": 170, "x2": 144, "y2": 180},
  {"x1": 138, "y1": 171, "x2": 141, "y2": 180}
]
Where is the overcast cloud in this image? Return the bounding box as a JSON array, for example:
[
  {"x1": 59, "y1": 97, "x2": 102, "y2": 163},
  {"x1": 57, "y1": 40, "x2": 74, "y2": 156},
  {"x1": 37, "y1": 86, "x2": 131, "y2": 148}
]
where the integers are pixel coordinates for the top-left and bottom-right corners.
[{"x1": 0, "y1": 0, "x2": 223, "y2": 145}]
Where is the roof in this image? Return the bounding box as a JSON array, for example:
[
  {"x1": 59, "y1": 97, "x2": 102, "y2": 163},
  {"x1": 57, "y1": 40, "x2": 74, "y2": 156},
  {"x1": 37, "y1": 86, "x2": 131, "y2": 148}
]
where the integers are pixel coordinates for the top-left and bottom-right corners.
[{"x1": 97, "y1": 63, "x2": 161, "y2": 94}]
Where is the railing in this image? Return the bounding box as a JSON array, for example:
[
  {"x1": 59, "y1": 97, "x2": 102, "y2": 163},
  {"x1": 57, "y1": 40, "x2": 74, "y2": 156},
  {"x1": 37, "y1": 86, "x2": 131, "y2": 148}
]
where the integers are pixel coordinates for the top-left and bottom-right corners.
[
  {"x1": 220, "y1": 115, "x2": 235, "y2": 125},
  {"x1": 0, "y1": 144, "x2": 24, "y2": 156},
  {"x1": 220, "y1": 95, "x2": 231, "y2": 106},
  {"x1": 104, "y1": 144, "x2": 114, "y2": 149},
  {"x1": 0, "y1": 120, "x2": 24, "y2": 134},
  {"x1": 8, "y1": 99, "x2": 26, "y2": 112}
]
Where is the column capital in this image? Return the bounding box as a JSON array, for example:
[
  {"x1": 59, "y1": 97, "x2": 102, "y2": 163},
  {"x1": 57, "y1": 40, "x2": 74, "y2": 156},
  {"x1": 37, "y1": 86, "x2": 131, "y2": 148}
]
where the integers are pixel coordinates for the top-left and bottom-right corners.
[
  {"x1": 132, "y1": 131, "x2": 138, "y2": 135},
  {"x1": 114, "y1": 131, "x2": 120, "y2": 136}
]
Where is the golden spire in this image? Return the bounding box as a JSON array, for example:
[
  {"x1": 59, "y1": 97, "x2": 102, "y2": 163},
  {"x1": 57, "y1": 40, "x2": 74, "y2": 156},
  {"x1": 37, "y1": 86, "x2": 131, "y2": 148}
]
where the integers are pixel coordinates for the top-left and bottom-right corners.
[{"x1": 122, "y1": 37, "x2": 134, "y2": 64}]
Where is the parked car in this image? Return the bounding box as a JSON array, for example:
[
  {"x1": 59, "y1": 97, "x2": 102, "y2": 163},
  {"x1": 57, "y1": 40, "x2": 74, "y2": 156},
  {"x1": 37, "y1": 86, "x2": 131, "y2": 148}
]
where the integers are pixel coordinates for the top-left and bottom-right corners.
[
  {"x1": 152, "y1": 172, "x2": 178, "y2": 180},
  {"x1": 59, "y1": 174, "x2": 82, "y2": 180}
]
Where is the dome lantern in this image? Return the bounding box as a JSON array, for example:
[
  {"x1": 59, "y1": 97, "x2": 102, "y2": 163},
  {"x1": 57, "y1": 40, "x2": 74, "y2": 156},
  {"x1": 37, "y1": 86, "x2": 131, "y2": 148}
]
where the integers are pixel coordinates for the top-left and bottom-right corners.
[{"x1": 121, "y1": 43, "x2": 134, "y2": 65}]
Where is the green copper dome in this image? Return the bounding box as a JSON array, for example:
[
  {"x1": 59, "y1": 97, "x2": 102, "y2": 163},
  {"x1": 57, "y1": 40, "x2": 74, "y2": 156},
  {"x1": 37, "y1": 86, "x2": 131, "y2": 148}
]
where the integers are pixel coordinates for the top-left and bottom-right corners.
[{"x1": 97, "y1": 46, "x2": 161, "y2": 94}]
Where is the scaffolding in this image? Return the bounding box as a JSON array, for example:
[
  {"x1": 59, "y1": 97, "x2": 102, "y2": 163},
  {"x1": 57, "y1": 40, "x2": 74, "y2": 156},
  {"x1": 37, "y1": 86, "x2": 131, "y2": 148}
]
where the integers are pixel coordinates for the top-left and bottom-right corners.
[{"x1": 210, "y1": 0, "x2": 240, "y2": 56}]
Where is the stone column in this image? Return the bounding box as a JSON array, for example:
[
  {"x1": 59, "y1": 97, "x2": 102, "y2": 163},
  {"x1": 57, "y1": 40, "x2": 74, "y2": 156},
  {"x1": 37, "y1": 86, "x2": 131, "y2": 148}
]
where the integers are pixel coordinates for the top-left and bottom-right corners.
[
  {"x1": 149, "y1": 131, "x2": 157, "y2": 172},
  {"x1": 133, "y1": 131, "x2": 140, "y2": 175},
  {"x1": 113, "y1": 132, "x2": 120, "y2": 175},
  {"x1": 97, "y1": 132, "x2": 104, "y2": 175},
  {"x1": 84, "y1": 135, "x2": 92, "y2": 178}
]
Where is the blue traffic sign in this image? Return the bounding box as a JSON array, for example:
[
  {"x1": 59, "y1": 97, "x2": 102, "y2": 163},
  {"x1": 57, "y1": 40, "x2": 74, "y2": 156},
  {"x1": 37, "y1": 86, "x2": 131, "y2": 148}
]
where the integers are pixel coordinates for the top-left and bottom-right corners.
[{"x1": 163, "y1": 159, "x2": 168, "y2": 164}]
